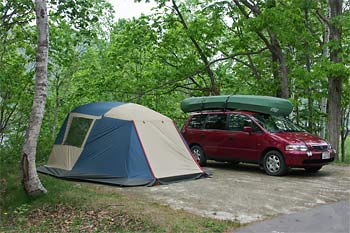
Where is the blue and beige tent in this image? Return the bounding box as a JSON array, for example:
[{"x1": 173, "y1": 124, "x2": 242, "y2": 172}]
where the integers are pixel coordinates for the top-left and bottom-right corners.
[{"x1": 38, "y1": 102, "x2": 204, "y2": 186}]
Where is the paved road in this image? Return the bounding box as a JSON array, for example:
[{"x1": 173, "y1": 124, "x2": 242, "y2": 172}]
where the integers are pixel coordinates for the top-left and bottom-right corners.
[
  {"x1": 234, "y1": 200, "x2": 350, "y2": 233},
  {"x1": 103, "y1": 163, "x2": 350, "y2": 225}
]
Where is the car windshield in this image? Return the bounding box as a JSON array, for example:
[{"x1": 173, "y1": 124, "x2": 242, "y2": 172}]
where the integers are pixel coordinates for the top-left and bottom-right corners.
[{"x1": 252, "y1": 114, "x2": 304, "y2": 133}]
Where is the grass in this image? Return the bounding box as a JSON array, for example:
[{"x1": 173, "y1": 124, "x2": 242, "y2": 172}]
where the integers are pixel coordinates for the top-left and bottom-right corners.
[{"x1": 0, "y1": 164, "x2": 239, "y2": 232}]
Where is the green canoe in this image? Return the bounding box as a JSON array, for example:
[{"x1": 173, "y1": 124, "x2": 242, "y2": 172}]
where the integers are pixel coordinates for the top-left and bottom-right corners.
[{"x1": 180, "y1": 95, "x2": 293, "y2": 116}]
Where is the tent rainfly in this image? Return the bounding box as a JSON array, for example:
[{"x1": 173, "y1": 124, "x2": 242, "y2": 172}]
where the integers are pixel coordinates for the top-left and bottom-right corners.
[{"x1": 38, "y1": 102, "x2": 205, "y2": 186}]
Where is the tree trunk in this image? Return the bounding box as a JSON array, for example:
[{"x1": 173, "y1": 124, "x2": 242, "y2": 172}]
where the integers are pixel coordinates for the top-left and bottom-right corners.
[
  {"x1": 271, "y1": 53, "x2": 281, "y2": 97},
  {"x1": 50, "y1": 73, "x2": 59, "y2": 139},
  {"x1": 340, "y1": 128, "x2": 345, "y2": 162},
  {"x1": 320, "y1": 13, "x2": 330, "y2": 139},
  {"x1": 269, "y1": 30, "x2": 289, "y2": 98},
  {"x1": 295, "y1": 95, "x2": 300, "y2": 126},
  {"x1": 278, "y1": 52, "x2": 289, "y2": 98},
  {"x1": 340, "y1": 105, "x2": 349, "y2": 162},
  {"x1": 320, "y1": 98, "x2": 328, "y2": 138},
  {"x1": 304, "y1": 15, "x2": 314, "y2": 133},
  {"x1": 52, "y1": 87, "x2": 59, "y2": 139},
  {"x1": 327, "y1": 0, "x2": 343, "y2": 160},
  {"x1": 343, "y1": 136, "x2": 347, "y2": 162},
  {"x1": 21, "y1": 0, "x2": 48, "y2": 196},
  {"x1": 328, "y1": 77, "x2": 342, "y2": 160},
  {"x1": 269, "y1": 38, "x2": 289, "y2": 98},
  {"x1": 308, "y1": 96, "x2": 314, "y2": 133}
]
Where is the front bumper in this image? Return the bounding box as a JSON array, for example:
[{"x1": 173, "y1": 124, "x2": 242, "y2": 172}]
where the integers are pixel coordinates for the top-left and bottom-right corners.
[{"x1": 284, "y1": 149, "x2": 336, "y2": 167}]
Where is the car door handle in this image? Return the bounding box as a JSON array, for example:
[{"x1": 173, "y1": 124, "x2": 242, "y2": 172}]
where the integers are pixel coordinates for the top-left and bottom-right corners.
[
  {"x1": 228, "y1": 136, "x2": 234, "y2": 140},
  {"x1": 200, "y1": 134, "x2": 206, "y2": 138}
]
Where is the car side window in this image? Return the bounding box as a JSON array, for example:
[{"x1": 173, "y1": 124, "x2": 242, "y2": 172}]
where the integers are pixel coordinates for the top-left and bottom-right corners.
[
  {"x1": 204, "y1": 114, "x2": 227, "y2": 130},
  {"x1": 228, "y1": 114, "x2": 252, "y2": 132},
  {"x1": 188, "y1": 114, "x2": 207, "y2": 129},
  {"x1": 252, "y1": 122, "x2": 263, "y2": 133}
]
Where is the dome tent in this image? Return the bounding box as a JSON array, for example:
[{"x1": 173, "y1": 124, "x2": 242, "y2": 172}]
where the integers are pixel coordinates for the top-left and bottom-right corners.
[{"x1": 38, "y1": 102, "x2": 205, "y2": 186}]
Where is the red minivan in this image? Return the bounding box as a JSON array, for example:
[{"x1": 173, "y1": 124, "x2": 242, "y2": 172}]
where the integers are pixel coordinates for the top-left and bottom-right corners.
[{"x1": 181, "y1": 111, "x2": 335, "y2": 176}]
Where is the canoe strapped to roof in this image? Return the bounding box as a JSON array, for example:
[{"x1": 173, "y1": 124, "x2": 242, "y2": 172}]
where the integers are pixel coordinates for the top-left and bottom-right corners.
[{"x1": 180, "y1": 95, "x2": 293, "y2": 116}]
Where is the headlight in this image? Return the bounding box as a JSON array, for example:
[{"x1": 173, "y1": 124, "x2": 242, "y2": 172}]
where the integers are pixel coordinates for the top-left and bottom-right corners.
[
  {"x1": 285, "y1": 144, "x2": 308, "y2": 151},
  {"x1": 327, "y1": 143, "x2": 332, "y2": 150}
]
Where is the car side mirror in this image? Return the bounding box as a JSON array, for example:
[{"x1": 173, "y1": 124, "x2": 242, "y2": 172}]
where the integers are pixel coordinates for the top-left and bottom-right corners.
[{"x1": 243, "y1": 126, "x2": 252, "y2": 134}]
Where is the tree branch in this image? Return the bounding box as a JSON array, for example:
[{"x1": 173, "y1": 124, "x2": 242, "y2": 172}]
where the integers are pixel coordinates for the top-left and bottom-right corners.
[
  {"x1": 171, "y1": 0, "x2": 218, "y2": 94},
  {"x1": 211, "y1": 47, "x2": 268, "y2": 66},
  {"x1": 315, "y1": 9, "x2": 331, "y2": 27}
]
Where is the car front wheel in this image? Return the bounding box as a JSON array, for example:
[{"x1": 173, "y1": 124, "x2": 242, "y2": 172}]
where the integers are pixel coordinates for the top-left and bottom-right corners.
[
  {"x1": 263, "y1": 150, "x2": 287, "y2": 176},
  {"x1": 190, "y1": 145, "x2": 207, "y2": 166}
]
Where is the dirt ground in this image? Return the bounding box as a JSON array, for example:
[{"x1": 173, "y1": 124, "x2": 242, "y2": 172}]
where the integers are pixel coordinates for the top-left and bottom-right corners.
[{"x1": 107, "y1": 163, "x2": 350, "y2": 224}]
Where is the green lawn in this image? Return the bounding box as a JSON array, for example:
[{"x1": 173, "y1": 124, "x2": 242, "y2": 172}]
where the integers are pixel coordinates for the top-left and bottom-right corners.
[{"x1": 0, "y1": 164, "x2": 238, "y2": 232}]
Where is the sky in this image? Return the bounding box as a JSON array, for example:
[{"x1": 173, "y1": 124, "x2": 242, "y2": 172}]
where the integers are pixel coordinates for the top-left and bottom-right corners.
[{"x1": 109, "y1": 0, "x2": 157, "y2": 20}]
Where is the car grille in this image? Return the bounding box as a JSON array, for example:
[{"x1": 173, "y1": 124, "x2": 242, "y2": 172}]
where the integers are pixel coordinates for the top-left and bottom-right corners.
[{"x1": 311, "y1": 145, "x2": 328, "y2": 151}]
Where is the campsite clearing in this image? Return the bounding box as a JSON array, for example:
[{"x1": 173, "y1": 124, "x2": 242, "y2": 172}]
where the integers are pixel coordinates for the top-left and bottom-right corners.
[{"x1": 100, "y1": 163, "x2": 350, "y2": 225}]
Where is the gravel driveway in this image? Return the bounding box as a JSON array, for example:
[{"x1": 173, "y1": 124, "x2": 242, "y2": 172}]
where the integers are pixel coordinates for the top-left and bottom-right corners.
[{"x1": 112, "y1": 163, "x2": 350, "y2": 224}]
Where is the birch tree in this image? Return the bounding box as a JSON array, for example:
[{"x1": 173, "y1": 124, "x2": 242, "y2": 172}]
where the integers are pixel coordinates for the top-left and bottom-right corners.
[{"x1": 21, "y1": 0, "x2": 48, "y2": 195}]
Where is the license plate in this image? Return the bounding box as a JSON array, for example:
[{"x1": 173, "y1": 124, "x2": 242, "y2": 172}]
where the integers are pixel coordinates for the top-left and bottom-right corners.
[{"x1": 322, "y1": 151, "x2": 330, "y2": 159}]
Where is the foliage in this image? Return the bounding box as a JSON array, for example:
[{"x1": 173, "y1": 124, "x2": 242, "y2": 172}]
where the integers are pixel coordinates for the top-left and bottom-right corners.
[{"x1": 2, "y1": 0, "x2": 349, "y2": 141}]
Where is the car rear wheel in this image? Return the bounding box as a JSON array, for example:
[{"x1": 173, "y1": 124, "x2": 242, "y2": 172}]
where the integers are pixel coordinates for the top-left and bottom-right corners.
[
  {"x1": 190, "y1": 145, "x2": 207, "y2": 166},
  {"x1": 304, "y1": 166, "x2": 322, "y2": 173},
  {"x1": 263, "y1": 150, "x2": 287, "y2": 176}
]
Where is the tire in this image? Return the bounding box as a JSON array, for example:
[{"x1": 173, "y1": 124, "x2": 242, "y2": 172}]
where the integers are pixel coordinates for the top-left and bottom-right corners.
[
  {"x1": 304, "y1": 166, "x2": 322, "y2": 173},
  {"x1": 263, "y1": 150, "x2": 287, "y2": 176},
  {"x1": 190, "y1": 145, "x2": 207, "y2": 166}
]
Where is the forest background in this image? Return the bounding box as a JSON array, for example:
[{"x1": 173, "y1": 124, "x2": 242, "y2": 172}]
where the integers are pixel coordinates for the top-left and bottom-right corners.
[
  {"x1": 2, "y1": 0, "x2": 349, "y2": 163},
  {"x1": 1, "y1": 0, "x2": 349, "y2": 231}
]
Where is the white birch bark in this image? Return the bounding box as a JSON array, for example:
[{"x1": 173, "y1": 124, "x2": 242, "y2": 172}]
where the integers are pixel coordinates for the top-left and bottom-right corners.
[{"x1": 21, "y1": 0, "x2": 48, "y2": 195}]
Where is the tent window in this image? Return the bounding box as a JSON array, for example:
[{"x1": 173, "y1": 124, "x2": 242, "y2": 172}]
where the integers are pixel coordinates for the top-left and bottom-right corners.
[{"x1": 64, "y1": 117, "x2": 92, "y2": 147}]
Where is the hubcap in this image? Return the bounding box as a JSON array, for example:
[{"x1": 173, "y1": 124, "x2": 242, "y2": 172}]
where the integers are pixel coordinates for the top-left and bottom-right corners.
[
  {"x1": 192, "y1": 148, "x2": 201, "y2": 162},
  {"x1": 266, "y1": 154, "x2": 280, "y2": 173}
]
